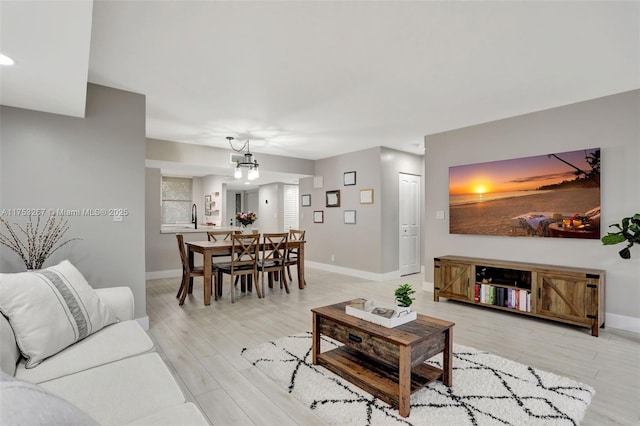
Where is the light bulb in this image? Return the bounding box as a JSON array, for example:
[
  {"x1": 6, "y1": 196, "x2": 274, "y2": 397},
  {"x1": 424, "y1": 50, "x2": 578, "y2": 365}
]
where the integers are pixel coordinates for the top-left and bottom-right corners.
[
  {"x1": 248, "y1": 168, "x2": 259, "y2": 180},
  {"x1": 0, "y1": 54, "x2": 14, "y2": 66},
  {"x1": 234, "y1": 167, "x2": 242, "y2": 179}
]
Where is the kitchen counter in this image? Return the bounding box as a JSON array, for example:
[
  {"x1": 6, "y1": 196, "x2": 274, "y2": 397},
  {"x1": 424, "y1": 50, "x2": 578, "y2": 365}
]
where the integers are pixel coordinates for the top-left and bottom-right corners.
[{"x1": 160, "y1": 225, "x2": 229, "y2": 234}]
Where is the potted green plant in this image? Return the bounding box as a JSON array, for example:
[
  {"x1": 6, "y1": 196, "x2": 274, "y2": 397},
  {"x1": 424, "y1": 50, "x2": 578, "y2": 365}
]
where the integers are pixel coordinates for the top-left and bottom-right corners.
[
  {"x1": 601, "y1": 213, "x2": 640, "y2": 259},
  {"x1": 394, "y1": 284, "x2": 416, "y2": 313}
]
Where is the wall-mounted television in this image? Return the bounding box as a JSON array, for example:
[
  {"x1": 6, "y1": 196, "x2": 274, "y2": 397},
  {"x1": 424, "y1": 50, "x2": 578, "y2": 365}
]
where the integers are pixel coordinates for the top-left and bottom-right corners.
[{"x1": 449, "y1": 148, "x2": 600, "y2": 239}]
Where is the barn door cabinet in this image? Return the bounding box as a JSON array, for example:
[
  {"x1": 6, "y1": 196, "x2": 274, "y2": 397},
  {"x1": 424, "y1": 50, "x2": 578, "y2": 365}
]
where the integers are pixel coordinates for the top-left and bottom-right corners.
[{"x1": 434, "y1": 256, "x2": 605, "y2": 336}]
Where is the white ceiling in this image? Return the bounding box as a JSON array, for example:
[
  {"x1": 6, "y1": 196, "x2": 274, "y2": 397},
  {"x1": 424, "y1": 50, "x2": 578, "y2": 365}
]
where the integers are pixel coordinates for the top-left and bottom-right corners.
[{"x1": 1, "y1": 1, "x2": 639, "y2": 179}]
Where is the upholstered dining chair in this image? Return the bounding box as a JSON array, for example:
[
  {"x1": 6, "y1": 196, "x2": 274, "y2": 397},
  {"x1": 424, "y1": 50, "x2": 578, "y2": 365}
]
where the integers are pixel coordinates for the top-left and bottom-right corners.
[
  {"x1": 175, "y1": 233, "x2": 207, "y2": 305},
  {"x1": 285, "y1": 229, "x2": 305, "y2": 284},
  {"x1": 257, "y1": 233, "x2": 289, "y2": 296},
  {"x1": 215, "y1": 233, "x2": 260, "y2": 303}
]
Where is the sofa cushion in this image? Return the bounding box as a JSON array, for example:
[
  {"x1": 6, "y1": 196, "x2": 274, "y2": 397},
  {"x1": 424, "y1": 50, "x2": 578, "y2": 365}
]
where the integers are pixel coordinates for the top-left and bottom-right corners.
[
  {"x1": 16, "y1": 320, "x2": 153, "y2": 384},
  {"x1": 0, "y1": 260, "x2": 117, "y2": 368},
  {"x1": 0, "y1": 314, "x2": 20, "y2": 376},
  {"x1": 40, "y1": 353, "x2": 187, "y2": 425},
  {"x1": 0, "y1": 371, "x2": 99, "y2": 425}
]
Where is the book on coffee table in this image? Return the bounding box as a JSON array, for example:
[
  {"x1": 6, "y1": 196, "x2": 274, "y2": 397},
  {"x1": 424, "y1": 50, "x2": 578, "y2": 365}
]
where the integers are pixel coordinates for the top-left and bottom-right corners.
[{"x1": 371, "y1": 307, "x2": 395, "y2": 318}]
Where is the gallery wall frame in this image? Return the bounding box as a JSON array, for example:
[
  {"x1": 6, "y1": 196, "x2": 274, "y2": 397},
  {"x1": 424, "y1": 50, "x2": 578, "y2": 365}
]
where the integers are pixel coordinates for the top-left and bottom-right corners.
[
  {"x1": 343, "y1": 171, "x2": 356, "y2": 186},
  {"x1": 344, "y1": 210, "x2": 356, "y2": 224},
  {"x1": 313, "y1": 176, "x2": 323, "y2": 189},
  {"x1": 326, "y1": 190, "x2": 341, "y2": 207},
  {"x1": 360, "y1": 189, "x2": 374, "y2": 204},
  {"x1": 313, "y1": 210, "x2": 324, "y2": 223},
  {"x1": 301, "y1": 194, "x2": 311, "y2": 207}
]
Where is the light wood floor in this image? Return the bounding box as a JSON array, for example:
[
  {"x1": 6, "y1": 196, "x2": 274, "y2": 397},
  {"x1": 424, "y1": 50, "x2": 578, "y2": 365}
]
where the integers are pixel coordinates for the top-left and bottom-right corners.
[{"x1": 146, "y1": 267, "x2": 640, "y2": 426}]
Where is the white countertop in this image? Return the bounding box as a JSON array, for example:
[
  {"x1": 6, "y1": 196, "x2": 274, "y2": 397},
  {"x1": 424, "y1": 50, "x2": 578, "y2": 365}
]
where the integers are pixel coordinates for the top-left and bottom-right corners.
[{"x1": 160, "y1": 225, "x2": 227, "y2": 234}]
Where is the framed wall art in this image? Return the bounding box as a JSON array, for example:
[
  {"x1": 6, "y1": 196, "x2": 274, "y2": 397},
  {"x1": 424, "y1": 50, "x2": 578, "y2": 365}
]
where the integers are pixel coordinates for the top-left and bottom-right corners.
[
  {"x1": 449, "y1": 147, "x2": 600, "y2": 239},
  {"x1": 313, "y1": 210, "x2": 324, "y2": 223},
  {"x1": 360, "y1": 189, "x2": 374, "y2": 204},
  {"x1": 344, "y1": 210, "x2": 356, "y2": 224},
  {"x1": 301, "y1": 194, "x2": 311, "y2": 207},
  {"x1": 343, "y1": 171, "x2": 356, "y2": 186},
  {"x1": 326, "y1": 190, "x2": 341, "y2": 207}
]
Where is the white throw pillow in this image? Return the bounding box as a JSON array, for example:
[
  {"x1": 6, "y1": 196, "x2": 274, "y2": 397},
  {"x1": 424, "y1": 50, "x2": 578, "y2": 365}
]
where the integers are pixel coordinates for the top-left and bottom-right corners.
[{"x1": 0, "y1": 260, "x2": 117, "y2": 368}]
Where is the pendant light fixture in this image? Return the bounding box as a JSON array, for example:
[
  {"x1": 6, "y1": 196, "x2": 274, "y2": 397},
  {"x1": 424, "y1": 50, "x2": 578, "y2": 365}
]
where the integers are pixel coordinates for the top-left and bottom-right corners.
[{"x1": 227, "y1": 136, "x2": 259, "y2": 180}]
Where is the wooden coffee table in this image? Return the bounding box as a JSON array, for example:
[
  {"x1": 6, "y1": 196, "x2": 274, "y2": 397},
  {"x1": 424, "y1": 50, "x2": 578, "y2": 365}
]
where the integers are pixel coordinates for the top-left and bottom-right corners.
[{"x1": 311, "y1": 301, "x2": 455, "y2": 417}]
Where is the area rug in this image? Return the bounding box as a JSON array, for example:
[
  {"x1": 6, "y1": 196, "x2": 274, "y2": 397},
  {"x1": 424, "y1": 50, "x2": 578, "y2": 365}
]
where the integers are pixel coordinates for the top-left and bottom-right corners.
[{"x1": 241, "y1": 332, "x2": 594, "y2": 426}]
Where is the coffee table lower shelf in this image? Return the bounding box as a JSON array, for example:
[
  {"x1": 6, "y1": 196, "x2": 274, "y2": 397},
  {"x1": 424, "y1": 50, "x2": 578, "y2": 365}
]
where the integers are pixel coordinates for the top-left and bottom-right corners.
[{"x1": 316, "y1": 345, "x2": 443, "y2": 409}]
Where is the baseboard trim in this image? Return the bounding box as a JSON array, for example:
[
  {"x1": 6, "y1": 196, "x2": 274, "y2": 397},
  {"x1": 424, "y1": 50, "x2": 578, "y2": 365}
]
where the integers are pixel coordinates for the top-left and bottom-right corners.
[
  {"x1": 146, "y1": 269, "x2": 181, "y2": 280},
  {"x1": 305, "y1": 261, "x2": 402, "y2": 282},
  {"x1": 149, "y1": 264, "x2": 426, "y2": 283},
  {"x1": 605, "y1": 312, "x2": 640, "y2": 334}
]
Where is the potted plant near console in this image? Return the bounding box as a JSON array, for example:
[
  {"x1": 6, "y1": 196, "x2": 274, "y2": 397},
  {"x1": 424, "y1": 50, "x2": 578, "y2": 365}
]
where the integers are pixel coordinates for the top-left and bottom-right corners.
[
  {"x1": 601, "y1": 213, "x2": 640, "y2": 259},
  {"x1": 394, "y1": 283, "x2": 416, "y2": 315}
]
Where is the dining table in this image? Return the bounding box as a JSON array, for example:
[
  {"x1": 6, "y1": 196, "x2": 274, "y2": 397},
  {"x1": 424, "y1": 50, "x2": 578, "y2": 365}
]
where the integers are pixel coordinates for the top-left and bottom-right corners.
[{"x1": 185, "y1": 238, "x2": 306, "y2": 305}]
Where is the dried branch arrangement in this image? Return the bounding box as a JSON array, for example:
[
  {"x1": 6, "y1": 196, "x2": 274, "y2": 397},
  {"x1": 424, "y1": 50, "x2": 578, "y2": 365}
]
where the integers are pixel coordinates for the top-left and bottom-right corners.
[{"x1": 0, "y1": 214, "x2": 81, "y2": 270}]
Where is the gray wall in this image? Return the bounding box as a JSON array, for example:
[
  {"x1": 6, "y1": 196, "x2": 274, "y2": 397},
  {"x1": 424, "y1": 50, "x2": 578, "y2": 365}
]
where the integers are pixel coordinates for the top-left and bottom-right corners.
[
  {"x1": 301, "y1": 146, "x2": 424, "y2": 276},
  {"x1": 1, "y1": 84, "x2": 147, "y2": 319},
  {"x1": 259, "y1": 182, "x2": 282, "y2": 232},
  {"x1": 424, "y1": 90, "x2": 640, "y2": 324}
]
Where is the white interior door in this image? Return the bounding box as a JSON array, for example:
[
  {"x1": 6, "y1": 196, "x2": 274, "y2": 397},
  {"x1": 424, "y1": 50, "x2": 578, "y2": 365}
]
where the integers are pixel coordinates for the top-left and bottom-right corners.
[{"x1": 399, "y1": 173, "x2": 421, "y2": 276}]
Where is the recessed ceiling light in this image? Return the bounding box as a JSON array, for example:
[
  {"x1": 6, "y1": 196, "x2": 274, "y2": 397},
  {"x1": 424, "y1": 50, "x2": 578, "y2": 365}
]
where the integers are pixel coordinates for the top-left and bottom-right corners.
[{"x1": 0, "y1": 53, "x2": 15, "y2": 66}]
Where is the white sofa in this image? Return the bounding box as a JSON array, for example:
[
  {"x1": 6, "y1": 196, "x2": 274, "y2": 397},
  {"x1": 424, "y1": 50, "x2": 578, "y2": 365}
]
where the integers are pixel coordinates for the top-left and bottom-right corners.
[{"x1": 0, "y1": 285, "x2": 209, "y2": 425}]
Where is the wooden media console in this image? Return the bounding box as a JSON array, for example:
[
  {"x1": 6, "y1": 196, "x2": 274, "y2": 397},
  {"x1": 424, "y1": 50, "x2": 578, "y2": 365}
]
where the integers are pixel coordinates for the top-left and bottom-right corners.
[{"x1": 434, "y1": 256, "x2": 605, "y2": 336}]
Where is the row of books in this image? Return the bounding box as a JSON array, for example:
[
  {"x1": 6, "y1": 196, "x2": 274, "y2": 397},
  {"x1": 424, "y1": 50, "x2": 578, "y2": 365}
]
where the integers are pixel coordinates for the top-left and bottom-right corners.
[{"x1": 474, "y1": 282, "x2": 531, "y2": 312}]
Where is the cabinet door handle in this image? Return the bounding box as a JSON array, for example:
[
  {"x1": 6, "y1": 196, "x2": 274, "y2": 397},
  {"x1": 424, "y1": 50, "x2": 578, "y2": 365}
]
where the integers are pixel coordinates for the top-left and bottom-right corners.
[
  {"x1": 538, "y1": 288, "x2": 541, "y2": 298},
  {"x1": 348, "y1": 333, "x2": 362, "y2": 343}
]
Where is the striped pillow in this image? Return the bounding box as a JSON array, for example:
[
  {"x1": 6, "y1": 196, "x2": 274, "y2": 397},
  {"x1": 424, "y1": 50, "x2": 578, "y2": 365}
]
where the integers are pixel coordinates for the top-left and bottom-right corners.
[{"x1": 0, "y1": 260, "x2": 117, "y2": 368}]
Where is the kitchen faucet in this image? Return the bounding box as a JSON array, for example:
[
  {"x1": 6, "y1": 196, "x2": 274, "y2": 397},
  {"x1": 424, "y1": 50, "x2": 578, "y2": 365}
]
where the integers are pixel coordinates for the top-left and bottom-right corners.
[{"x1": 191, "y1": 204, "x2": 197, "y2": 229}]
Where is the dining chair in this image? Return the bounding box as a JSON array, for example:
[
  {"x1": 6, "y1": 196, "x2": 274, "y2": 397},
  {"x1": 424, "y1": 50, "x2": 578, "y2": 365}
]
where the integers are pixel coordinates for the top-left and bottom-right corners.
[
  {"x1": 208, "y1": 230, "x2": 243, "y2": 294},
  {"x1": 285, "y1": 229, "x2": 305, "y2": 283},
  {"x1": 215, "y1": 233, "x2": 260, "y2": 303},
  {"x1": 175, "y1": 233, "x2": 208, "y2": 305},
  {"x1": 207, "y1": 230, "x2": 237, "y2": 265},
  {"x1": 257, "y1": 233, "x2": 289, "y2": 296},
  {"x1": 207, "y1": 230, "x2": 230, "y2": 242}
]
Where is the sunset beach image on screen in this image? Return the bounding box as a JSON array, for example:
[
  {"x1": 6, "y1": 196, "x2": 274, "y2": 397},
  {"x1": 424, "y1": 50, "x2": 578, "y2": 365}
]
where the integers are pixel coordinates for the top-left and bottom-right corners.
[{"x1": 448, "y1": 148, "x2": 600, "y2": 239}]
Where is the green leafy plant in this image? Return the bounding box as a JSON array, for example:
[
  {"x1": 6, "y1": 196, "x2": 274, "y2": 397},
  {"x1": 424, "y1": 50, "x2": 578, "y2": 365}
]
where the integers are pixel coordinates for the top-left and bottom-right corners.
[
  {"x1": 394, "y1": 283, "x2": 416, "y2": 307},
  {"x1": 601, "y1": 213, "x2": 640, "y2": 259}
]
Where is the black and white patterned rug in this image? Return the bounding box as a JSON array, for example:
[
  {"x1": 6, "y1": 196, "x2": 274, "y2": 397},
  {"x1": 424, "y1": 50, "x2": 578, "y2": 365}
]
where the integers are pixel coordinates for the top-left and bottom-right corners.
[{"x1": 241, "y1": 332, "x2": 594, "y2": 425}]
